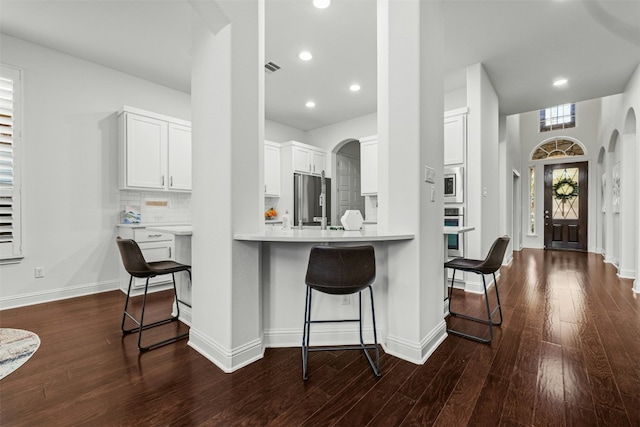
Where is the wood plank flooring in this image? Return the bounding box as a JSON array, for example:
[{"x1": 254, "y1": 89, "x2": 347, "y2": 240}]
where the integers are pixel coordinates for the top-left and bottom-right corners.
[{"x1": 1, "y1": 249, "x2": 639, "y2": 426}]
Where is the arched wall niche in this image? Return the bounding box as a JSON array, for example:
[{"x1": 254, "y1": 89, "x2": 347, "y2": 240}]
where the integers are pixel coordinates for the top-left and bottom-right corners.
[
  {"x1": 623, "y1": 107, "x2": 637, "y2": 135},
  {"x1": 608, "y1": 129, "x2": 620, "y2": 152}
]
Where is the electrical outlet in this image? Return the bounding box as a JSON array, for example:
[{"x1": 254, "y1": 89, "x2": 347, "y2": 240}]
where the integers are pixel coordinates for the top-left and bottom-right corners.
[
  {"x1": 35, "y1": 267, "x2": 44, "y2": 278},
  {"x1": 341, "y1": 295, "x2": 350, "y2": 305}
]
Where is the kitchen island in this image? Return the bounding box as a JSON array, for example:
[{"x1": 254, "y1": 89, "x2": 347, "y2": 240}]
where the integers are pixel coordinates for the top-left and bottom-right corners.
[{"x1": 234, "y1": 228, "x2": 415, "y2": 349}]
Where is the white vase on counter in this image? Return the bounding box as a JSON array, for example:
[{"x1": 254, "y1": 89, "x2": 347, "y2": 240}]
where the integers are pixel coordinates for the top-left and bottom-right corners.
[{"x1": 340, "y1": 210, "x2": 364, "y2": 231}]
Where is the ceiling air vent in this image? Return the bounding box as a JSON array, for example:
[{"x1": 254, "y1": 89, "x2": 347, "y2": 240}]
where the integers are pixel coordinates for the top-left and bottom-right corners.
[{"x1": 265, "y1": 61, "x2": 281, "y2": 73}]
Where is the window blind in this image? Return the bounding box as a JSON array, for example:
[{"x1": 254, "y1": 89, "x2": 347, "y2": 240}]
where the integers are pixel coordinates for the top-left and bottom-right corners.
[{"x1": 0, "y1": 71, "x2": 16, "y2": 257}]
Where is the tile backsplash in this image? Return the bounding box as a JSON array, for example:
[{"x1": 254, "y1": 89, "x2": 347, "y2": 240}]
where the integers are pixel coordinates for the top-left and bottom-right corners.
[{"x1": 119, "y1": 190, "x2": 191, "y2": 224}]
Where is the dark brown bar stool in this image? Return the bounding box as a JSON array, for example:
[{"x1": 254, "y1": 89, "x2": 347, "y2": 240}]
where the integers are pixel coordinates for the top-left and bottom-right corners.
[
  {"x1": 445, "y1": 235, "x2": 510, "y2": 343},
  {"x1": 302, "y1": 245, "x2": 380, "y2": 380},
  {"x1": 116, "y1": 236, "x2": 191, "y2": 352}
]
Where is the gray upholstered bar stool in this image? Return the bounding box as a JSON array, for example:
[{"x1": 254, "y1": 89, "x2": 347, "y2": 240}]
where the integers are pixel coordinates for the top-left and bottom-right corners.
[
  {"x1": 116, "y1": 236, "x2": 191, "y2": 352},
  {"x1": 302, "y1": 245, "x2": 381, "y2": 380},
  {"x1": 445, "y1": 235, "x2": 510, "y2": 343}
]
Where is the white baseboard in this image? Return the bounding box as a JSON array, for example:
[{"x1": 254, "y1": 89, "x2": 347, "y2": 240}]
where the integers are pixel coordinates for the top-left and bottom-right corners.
[
  {"x1": 0, "y1": 280, "x2": 120, "y2": 310},
  {"x1": 633, "y1": 279, "x2": 640, "y2": 294},
  {"x1": 617, "y1": 268, "x2": 636, "y2": 280},
  {"x1": 188, "y1": 328, "x2": 264, "y2": 373},
  {"x1": 384, "y1": 320, "x2": 447, "y2": 365},
  {"x1": 464, "y1": 275, "x2": 493, "y2": 294},
  {"x1": 263, "y1": 326, "x2": 378, "y2": 348}
]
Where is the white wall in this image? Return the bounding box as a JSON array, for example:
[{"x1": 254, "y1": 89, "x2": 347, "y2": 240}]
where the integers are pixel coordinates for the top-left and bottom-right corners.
[
  {"x1": 622, "y1": 65, "x2": 640, "y2": 292},
  {"x1": 445, "y1": 87, "x2": 467, "y2": 111},
  {"x1": 465, "y1": 63, "x2": 500, "y2": 276},
  {"x1": 0, "y1": 35, "x2": 190, "y2": 308},
  {"x1": 265, "y1": 119, "x2": 306, "y2": 143},
  {"x1": 305, "y1": 112, "x2": 376, "y2": 152}
]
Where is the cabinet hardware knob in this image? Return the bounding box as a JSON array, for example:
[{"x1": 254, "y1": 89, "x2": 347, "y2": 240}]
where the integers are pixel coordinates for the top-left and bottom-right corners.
[
  {"x1": 170, "y1": 176, "x2": 173, "y2": 187},
  {"x1": 161, "y1": 175, "x2": 165, "y2": 186},
  {"x1": 148, "y1": 234, "x2": 162, "y2": 238}
]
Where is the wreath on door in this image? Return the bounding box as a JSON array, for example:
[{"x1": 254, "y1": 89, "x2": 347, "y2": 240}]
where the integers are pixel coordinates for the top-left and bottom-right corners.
[{"x1": 552, "y1": 176, "x2": 579, "y2": 201}]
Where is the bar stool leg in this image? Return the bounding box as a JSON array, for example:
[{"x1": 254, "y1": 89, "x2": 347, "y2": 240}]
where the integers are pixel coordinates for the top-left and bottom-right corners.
[
  {"x1": 492, "y1": 272, "x2": 503, "y2": 325},
  {"x1": 121, "y1": 276, "x2": 134, "y2": 333},
  {"x1": 302, "y1": 287, "x2": 312, "y2": 380},
  {"x1": 481, "y1": 274, "x2": 494, "y2": 342},
  {"x1": 137, "y1": 277, "x2": 151, "y2": 350},
  {"x1": 367, "y1": 286, "x2": 381, "y2": 377}
]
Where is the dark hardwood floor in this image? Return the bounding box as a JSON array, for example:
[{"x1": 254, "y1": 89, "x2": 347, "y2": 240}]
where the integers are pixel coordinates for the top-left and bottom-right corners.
[{"x1": 1, "y1": 249, "x2": 639, "y2": 426}]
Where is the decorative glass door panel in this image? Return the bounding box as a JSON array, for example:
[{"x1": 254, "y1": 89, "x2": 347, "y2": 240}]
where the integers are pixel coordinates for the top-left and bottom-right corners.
[
  {"x1": 551, "y1": 167, "x2": 579, "y2": 220},
  {"x1": 544, "y1": 162, "x2": 588, "y2": 251}
]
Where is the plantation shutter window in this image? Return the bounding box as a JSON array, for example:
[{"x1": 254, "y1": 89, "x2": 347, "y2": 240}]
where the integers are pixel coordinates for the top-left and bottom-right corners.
[{"x1": 0, "y1": 65, "x2": 22, "y2": 261}]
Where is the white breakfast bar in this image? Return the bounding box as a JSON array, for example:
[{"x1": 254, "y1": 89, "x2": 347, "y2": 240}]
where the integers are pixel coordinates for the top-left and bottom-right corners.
[{"x1": 234, "y1": 227, "x2": 415, "y2": 348}]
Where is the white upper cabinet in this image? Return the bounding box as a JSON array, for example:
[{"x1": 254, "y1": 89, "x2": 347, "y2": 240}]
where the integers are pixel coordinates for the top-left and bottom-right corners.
[
  {"x1": 168, "y1": 124, "x2": 192, "y2": 191},
  {"x1": 293, "y1": 145, "x2": 312, "y2": 174},
  {"x1": 264, "y1": 141, "x2": 281, "y2": 197},
  {"x1": 118, "y1": 106, "x2": 191, "y2": 192},
  {"x1": 444, "y1": 109, "x2": 467, "y2": 166},
  {"x1": 287, "y1": 141, "x2": 329, "y2": 177},
  {"x1": 359, "y1": 135, "x2": 378, "y2": 196},
  {"x1": 311, "y1": 150, "x2": 326, "y2": 175}
]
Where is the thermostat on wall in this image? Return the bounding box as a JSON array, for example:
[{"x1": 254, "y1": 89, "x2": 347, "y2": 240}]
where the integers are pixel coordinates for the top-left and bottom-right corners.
[{"x1": 424, "y1": 166, "x2": 436, "y2": 183}]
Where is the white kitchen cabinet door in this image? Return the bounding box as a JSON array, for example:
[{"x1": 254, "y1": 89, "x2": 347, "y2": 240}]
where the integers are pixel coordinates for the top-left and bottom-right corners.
[
  {"x1": 264, "y1": 141, "x2": 281, "y2": 196},
  {"x1": 125, "y1": 113, "x2": 167, "y2": 189},
  {"x1": 360, "y1": 137, "x2": 378, "y2": 196},
  {"x1": 444, "y1": 114, "x2": 466, "y2": 165},
  {"x1": 293, "y1": 145, "x2": 312, "y2": 174},
  {"x1": 168, "y1": 123, "x2": 192, "y2": 191},
  {"x1": 311, "y1": 151, "x2": 326, "y2": 175}
]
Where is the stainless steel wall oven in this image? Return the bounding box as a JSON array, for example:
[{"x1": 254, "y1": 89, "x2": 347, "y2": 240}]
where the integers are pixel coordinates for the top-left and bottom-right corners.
[{"x1": 445, "y1": 206, "x2": 464, "y2": 258}]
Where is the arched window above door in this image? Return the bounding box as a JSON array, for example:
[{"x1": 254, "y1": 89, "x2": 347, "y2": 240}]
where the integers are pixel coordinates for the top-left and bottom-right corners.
[{"x1": 531, "y1": 138, "x2": 585, "y2": 161}]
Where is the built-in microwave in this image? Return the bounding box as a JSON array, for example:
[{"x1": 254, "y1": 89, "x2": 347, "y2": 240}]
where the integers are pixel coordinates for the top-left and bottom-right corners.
[{"x1": 444, "y1": 166, "x2": 464, "y2": 204}]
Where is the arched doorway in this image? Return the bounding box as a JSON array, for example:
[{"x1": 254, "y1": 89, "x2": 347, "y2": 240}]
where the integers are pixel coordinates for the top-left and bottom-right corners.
[
  {"x1": 333, "y1": 139, "x2": 364, "y2": 226},
  {"x1": 529, "y1": 138, "x2": 589, "y2": 251}
]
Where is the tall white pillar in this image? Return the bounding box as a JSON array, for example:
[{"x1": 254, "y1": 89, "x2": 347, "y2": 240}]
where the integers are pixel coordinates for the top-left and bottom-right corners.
[
  {"x1": 378, "y1": 0, "x2": 447, "y2": 363},
  {"x1": 189, "y1": 0, "x2": 265, "y2": 372}
]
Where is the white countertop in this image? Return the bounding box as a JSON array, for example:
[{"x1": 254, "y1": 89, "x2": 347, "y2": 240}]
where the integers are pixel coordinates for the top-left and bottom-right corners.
[
  {"x1": 234, "y1": 228, "x2": 414, "y2": 243},
  {"x1": 116, "y1": 222, "x2": 190, "y2": 229},
  {"x1": 145, "y1": 225, "x2": 193, "y2": 236},
  {"x1": 443, "y1": 226, "x2": 475, "y2": 234}
]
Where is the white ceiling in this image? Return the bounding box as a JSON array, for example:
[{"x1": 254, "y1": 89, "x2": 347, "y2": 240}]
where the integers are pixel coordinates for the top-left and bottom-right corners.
[{"x1": 1, "y1": 0, "x2": 639, "y2": 132}]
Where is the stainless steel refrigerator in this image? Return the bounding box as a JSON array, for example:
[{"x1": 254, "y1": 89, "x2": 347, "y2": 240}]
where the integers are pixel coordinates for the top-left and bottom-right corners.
[{"x1": 294, "y1": 173, "x2": 331, "y2": 226}]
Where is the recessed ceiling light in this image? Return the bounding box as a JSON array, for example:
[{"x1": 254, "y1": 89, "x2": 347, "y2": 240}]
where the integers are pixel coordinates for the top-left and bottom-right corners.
[
  {"x1": 298, "y1": 51, "x2": 312, "y2": 61},
  {"x1": 349, "y1": 84, "x2": 361, "y2": 92},
  {"x1": 313, "y1": 0, "x2": 331, "y2": 9},
  {"x1": 306, "y1": 101, "x2": 316, "y2": 108},
  {"x1": 553, "y1": 78, "x2": 568, "y2": 87}
]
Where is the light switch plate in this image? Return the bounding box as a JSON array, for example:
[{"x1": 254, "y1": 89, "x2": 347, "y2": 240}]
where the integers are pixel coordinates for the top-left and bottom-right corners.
[{"x1": 424, "y1": 166, "x2": 435, "y2": 183}]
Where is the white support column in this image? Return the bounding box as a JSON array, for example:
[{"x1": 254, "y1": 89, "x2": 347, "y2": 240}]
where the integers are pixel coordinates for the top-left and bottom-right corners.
[
  {"x1": 189, "y1": 0, "x2": 265, "y2": 372},
  {"x1": 378, "y1": 0, "x2": 446, "y2": 364}
]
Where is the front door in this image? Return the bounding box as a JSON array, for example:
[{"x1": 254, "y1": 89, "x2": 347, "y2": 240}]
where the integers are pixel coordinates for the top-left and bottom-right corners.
[{"x1": 544, "y1": 162, "x2": 588, "y2": 251}]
